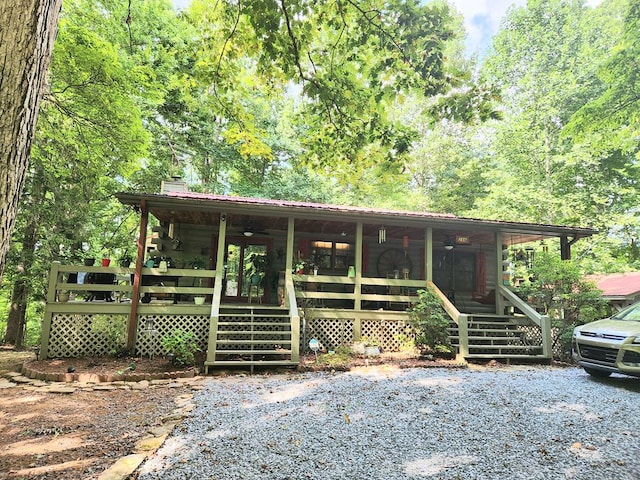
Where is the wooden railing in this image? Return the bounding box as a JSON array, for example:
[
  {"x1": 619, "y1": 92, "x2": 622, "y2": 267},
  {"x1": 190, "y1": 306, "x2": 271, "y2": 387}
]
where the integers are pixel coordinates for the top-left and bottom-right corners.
[
  {"x1": 426, "y1": 281, "x2": 469, "y2": 358},
  {"x1": 48, "y1": 262, "x2": 216, "y2": 303},
  {"x1": 497, "y1": 285, "x2": 552, "y2": 357},
  {"x1": 293, "y1": 274, "x2": 426, "y2": 308}
]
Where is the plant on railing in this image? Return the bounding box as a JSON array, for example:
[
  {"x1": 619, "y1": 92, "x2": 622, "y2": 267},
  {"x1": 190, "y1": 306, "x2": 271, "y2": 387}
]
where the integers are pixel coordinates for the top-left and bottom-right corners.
[
  {"x1": 408, "y1": 286, "x2": 452, "y2": 356},
  {"x1": 91, "y1": 314, "x2": 127, "y2": 356},
  {"x1": 161, "y1": 329, "x2": 200, "y2": 366}
]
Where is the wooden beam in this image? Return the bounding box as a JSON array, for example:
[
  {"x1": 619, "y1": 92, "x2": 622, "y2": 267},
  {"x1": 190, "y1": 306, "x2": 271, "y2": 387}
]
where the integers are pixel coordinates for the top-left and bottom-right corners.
[{"x1": 127, "y1": 200, "x2": 147, "y2": 352}]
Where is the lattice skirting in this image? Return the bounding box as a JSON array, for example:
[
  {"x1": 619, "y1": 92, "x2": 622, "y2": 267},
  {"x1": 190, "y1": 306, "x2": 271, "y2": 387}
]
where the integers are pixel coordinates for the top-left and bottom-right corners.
[
  {"x1": 361, "y1": 319, "x2": 414, "y2": 352},
  {"x1": 136, "y1": 314, "x2": 210, "y2": 357},
  {"x1": 47, "y1": 313, "x2": 129, "y2": 358},
  {"x1": 305, "y1": 317, "x2": 413, "y2": 352},
  {"x1": 47, "y1": 313, "x2": 210, "y2": 358}
]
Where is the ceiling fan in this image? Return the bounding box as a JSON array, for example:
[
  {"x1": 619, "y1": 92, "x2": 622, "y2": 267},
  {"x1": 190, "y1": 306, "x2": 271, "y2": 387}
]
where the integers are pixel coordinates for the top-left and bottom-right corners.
[{"x1": 233, "y1": 220, "x2": 270, "y2": 237}]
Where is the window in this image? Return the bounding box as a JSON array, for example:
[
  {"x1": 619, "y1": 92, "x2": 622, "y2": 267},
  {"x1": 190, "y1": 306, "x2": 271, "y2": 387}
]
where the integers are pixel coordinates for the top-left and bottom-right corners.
[{"x1": 311, "y1": 241, "x2": 353, "y2": 272}]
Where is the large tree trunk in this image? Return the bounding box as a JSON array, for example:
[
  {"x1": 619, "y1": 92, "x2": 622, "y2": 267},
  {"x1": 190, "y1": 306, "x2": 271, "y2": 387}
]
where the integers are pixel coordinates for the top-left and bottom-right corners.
[{"x1": 0, "y1": 0, "x2": 62, "y2": 285}]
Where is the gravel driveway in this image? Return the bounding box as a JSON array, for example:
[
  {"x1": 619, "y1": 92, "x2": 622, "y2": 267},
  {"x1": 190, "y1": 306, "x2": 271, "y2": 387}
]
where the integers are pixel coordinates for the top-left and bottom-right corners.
[{"x1": 137, "y1": 365, "x2": 640, "y2": 480}]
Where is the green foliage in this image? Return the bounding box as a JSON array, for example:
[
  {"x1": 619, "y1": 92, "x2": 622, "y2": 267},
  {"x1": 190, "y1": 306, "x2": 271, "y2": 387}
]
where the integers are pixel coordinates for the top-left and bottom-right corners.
[
  {"x1": 408, "y1": 287, "x2": 452, "y2": 352},
  {"x1": 161, "y1": 330, "x2": 200, "y2": 366},
  {"x1": 317, "y1": 345, "x2": 351, "y2": 367},
  {"x1": 90, "y1": 314, "x2": 127, "y2": 356},
  {"x1": 518, "y1": 253, "x2": 608, "y2": 357}
]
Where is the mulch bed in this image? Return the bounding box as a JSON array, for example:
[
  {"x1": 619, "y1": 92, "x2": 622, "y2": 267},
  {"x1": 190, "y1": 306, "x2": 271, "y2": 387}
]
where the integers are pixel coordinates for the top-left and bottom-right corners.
[{"x1": 21, "y1": 355, "x2": 199, "y2": 383}]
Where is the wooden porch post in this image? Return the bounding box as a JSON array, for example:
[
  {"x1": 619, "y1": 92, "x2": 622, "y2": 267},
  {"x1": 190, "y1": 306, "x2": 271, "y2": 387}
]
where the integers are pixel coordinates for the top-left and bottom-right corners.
[
  {"x1": 286, "y1": 217, "x2": 300, "y2": 362},
  {"x1": 354, "y1": 222, "x2": 363, "y2": 341},
  {"x1": 495, "y1": 231, "x2": 505, "y2": 315},
  {"x1": 285, "y1": 217, "x2": 294, "y2": 288},
  {"x1": 127, "y1": 200, "x2": 147, "y2": 352},
  {"x1": 425, "y1": 227, "x2": 433, "y2": 282},
  {"x1": 205, "y1": 212, "x2": 227, "y2": 371}
]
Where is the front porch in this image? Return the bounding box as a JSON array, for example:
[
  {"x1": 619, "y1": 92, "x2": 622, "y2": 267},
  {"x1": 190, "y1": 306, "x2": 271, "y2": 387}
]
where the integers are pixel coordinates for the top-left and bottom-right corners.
[{"x1": 40, "y1": 265, "x2": 553, "y2": 370}]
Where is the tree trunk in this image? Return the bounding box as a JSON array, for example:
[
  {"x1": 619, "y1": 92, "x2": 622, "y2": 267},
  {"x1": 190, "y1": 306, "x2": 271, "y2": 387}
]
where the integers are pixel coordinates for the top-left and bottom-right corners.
[
  {"x1": 0, "y1": 0, "x2": 62, "y2": 285},
  {"x1": 4, "y1": 277, "x2": 29, "y2": 348}
]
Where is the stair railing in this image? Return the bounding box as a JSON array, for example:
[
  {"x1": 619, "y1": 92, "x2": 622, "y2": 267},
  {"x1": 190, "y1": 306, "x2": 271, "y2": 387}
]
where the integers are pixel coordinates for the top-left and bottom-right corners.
[
  {"x1": 285, "y1": 276, "x2": 300, "y2": 362},
  {"x1": 497, "y1": 285, "x2": 552, "y2": 358},
  {"x1": 426, "y1": 281, "x2": 469, "y2": 358}
]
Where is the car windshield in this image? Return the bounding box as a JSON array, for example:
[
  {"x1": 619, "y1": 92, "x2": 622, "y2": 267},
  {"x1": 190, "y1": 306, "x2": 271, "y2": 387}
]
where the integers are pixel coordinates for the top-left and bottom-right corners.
[{"x1": 612, "y1": 303, "x2": 640, "y2": 321}]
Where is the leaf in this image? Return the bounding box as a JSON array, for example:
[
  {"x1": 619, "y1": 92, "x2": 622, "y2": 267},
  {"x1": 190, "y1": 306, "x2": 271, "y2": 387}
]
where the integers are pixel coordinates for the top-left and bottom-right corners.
[{"x1": 343, "y1": 413, "x2": 350, "y2": 424}]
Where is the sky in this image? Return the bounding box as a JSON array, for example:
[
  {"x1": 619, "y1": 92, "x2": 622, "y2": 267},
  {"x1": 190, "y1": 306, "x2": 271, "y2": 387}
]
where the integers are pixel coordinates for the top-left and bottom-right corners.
[
  {"x1": 171, "y1": 0, "x2": 604, "y2": 58},
  {"x1": 448, "y1": 0, "x2": 604, "y2": 58}
]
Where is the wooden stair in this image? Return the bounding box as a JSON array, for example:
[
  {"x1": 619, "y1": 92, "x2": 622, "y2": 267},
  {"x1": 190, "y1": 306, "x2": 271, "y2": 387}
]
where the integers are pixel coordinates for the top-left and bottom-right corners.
[
  {"x1": 206, "y1": 305, "x2": 298, "y2": 372},
  {"x1": 449, "y1": 314, "x2": 544, "y2": 359}
]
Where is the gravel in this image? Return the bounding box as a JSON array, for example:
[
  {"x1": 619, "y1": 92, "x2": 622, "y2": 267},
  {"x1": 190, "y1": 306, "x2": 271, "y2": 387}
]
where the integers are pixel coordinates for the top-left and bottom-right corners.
[{"x1": 137, "y1": 365, "x2": 640, "y2": 480}]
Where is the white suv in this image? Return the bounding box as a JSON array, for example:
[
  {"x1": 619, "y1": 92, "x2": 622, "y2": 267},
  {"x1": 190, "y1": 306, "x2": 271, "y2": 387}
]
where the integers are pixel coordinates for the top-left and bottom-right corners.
[{"x1": 572, "y1": 302, "x2": 640, "y2": 378}]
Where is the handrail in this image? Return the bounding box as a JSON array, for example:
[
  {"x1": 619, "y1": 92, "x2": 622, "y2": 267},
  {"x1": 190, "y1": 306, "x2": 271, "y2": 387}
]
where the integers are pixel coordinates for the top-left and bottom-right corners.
[
  {"x1": 285, "y1": 276, "x2": 300, "y2": 362},
  {"x1": 497, "y1": 285, "x2": 552, "y2": 358},
  {"x1": 497, "y1": 285, "x2": 543, "y2": 326},
  {"x1": 48, "y1": 264, "x2": 217, "y2": 302},
  {"x1": 285, "y1": 277, "x2": 299, "y2": 320},
  {"x1": 426, "y1": 281, "x2": 461, "y2": 324}
]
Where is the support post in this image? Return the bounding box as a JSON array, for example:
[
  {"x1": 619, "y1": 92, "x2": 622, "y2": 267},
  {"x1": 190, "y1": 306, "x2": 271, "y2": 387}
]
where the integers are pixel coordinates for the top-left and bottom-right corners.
[
  {"x1": 354, "y1": 222, "x2": 363, "y2": 341},
  {"x1": 286, "y1": 217, "x2": 300, "y2": 362},
  {"x1": 425, "y1": 227, "x2": 433, "y2": 282},
  {"x1": 127, "y1": 200, "x2": 147, "y2": 352},
  {"x1": 457, "y1": 313, "x2": 469, "y2": 361},
  {"x1": 205, "y1": 212, "x2": 227, "y2": 372},
  {"x1": 541, "y1": 314, "x2": 553, "y2": 359},
  {"x1": 495, "y1": 231, "x2": 505, "y2": 315}
]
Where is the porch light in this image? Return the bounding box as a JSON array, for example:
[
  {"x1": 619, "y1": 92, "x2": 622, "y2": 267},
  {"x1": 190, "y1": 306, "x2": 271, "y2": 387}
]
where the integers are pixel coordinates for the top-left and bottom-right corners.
[
  {"x1": 243, "y1": 229, "x2": 253, "y2": 237},
  {"x1": 444, "y1": 237, "x2": 455, "y2": 250},
  {"x1": 378, "y1": 225, "x2": 386, "y2": 244}
]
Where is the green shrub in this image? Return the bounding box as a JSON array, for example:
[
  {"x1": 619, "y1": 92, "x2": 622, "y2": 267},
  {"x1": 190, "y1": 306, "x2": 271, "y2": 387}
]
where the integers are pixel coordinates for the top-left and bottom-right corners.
[
  {"x1": 408, "y1": 287, "x2": 452, "y2": 353},
  {"x1": 91, "y1": 314, "x2": 127, "y2": 356},
  {"x1": 161, "y1": 330, "x2": 200, "y2": 366}
]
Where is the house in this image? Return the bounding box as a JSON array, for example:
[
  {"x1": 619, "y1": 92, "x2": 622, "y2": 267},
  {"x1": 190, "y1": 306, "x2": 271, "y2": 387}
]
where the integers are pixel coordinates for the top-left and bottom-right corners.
[
  {"x1": 587, "y1": 272, "x2": 640, "y2": 311},
  {"x1": 40, "y1": 181, "x2": 596, "y2": 371}
]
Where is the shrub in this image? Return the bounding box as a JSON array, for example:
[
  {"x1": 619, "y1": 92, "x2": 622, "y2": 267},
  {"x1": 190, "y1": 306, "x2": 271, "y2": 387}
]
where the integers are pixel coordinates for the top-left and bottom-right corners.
[
  {"x1": 408, "y1": 287, "x2": 452, "y2": 353},
  {"x1": 161, "y1": 330, "x2": 200, "y2": 366}
]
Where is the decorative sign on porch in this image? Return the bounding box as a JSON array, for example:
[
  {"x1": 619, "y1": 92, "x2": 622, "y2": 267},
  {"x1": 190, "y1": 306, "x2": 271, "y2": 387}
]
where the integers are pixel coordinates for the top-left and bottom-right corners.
[{"x1": 455, "y1": 235, "x2": 471, "y2": 245}]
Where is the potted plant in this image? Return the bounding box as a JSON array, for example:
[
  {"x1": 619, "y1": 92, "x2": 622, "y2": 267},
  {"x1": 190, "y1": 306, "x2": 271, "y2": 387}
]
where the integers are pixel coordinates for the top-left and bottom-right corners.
[{"x1": 245, "y1": 252, "x2": 270, "y2": 285}]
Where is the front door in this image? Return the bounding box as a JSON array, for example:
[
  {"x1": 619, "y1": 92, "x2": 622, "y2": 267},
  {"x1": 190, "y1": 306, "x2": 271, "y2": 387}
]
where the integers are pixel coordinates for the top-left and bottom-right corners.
[{"x1": 220, "y1": 236, "x2": 271, "y2": 303}]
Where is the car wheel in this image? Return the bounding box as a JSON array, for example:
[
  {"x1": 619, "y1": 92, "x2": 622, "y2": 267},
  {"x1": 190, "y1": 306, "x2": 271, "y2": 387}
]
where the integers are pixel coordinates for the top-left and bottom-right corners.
[{"x1": 583, "y1": 367, "x2": 611, "y2": 378}]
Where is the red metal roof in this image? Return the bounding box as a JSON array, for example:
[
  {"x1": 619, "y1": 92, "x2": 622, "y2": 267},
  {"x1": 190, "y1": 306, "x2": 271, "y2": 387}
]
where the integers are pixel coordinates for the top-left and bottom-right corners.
[
  {"x1": 166, "y1": 191, "x2": 457, "y2": 219},
  {"x1": 588, "y1": 272, "x2": 640, "y2": 297}
]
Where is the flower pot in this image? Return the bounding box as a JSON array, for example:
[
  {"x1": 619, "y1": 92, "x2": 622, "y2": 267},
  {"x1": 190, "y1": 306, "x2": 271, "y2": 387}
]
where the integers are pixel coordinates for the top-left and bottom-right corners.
[
  {"x1": 84, "y1": 258, "x2": 95, "y2": 266},
  {"x1": 101, "y1": 258, "x2": 111, "y2": 267},
  {"x1": 194, "y1": 296, "x2": 206, "y2": 305},
  {"x1": 364, "y1": 346, "x2": 381, "y2": 357},
  {"x1": 58, "y1": 292, "x2": 70, "y2": 303}
]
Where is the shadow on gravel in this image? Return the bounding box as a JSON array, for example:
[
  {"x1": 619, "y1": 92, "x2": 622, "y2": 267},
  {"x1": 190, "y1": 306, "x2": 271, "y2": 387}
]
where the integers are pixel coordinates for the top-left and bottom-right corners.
[{"x1": 585, "y1": 373, "x2": 640, "y2": 393}]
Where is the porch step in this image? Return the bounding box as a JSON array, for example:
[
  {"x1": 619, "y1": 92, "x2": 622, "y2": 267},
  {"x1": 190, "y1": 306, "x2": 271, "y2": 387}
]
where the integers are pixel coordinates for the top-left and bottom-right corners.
[
  {"x1": 208, "y1": 360, "x2": 298, "y2": 367},
  {"x1": 208, "y1": 306, "x2": 296, "y2": 371},
  {"x1": 214, "y1": 349, "x2": 292, "y2": 355},
  {"x1": 448, "y1": 315, "x2": 544, "y2": 359}
]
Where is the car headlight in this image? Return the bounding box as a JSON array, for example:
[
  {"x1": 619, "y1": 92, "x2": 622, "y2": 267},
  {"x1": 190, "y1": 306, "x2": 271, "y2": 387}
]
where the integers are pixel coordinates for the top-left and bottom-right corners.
[{"x1": 633, "y1": 336, "x2": 640, "y2": 344}]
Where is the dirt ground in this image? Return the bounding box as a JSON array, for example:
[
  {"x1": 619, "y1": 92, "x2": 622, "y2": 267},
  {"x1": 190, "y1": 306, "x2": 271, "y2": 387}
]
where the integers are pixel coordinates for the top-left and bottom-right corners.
[{"x1": 0, "y1": 348, "x2": 195, "y2": 480}]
